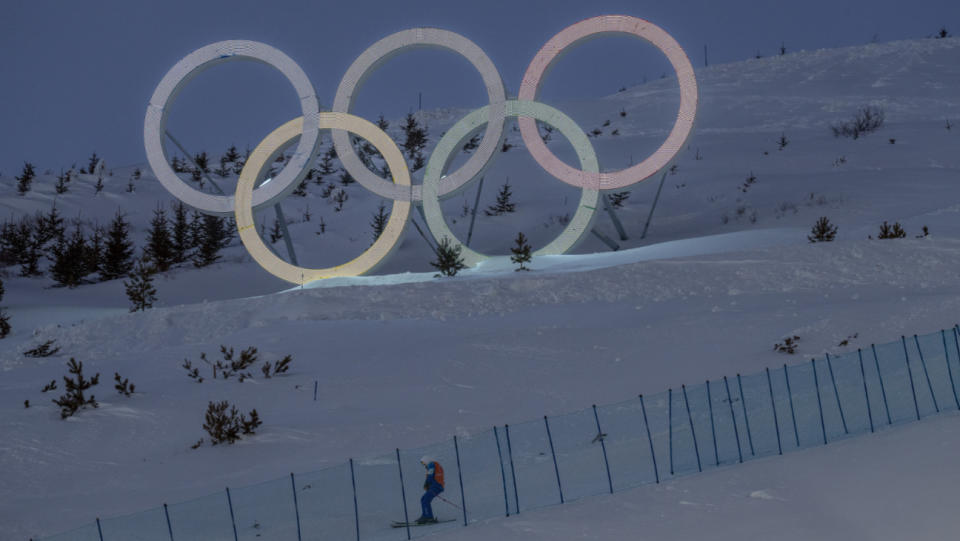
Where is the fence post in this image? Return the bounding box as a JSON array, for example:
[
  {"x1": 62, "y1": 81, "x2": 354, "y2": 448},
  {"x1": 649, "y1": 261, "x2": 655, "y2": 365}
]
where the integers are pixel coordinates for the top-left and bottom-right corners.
[
  {"x1": 638, "y1": 395, "x2": 660, "y2": 483},
  {"x1": 163, "y1": 503, "x2": 174, "y2": 541},
  {"x1": 858, "y1": 349, "x2": 875, "y2": 433},
  {"x1": 492, "y1": 427, "x2": 511, "y2": 516},
  {"x1": 96, "y1": 518, "x2": 103, "y2": 541},
  {"x1": 225, "y1": 487, "x2": 239, "y2": 541},
  {"x1": 453, "y1": 436, "x2": 468, "y2": 526},
  {"x1": 783, "y1": 364, "x2": 800, "y2": 447},
  {"x1": 395, "y1": 449, "x2": 411, "y2": 539},
  {"x1": 705, "y1": 381, "x2": 719, "y2": 466},
  {"x1": 313, "y1": 380, "x2": 318, "y2": 402},
  {"x1": 913, "y1": 334, "x2": 940, "y2": 413},
  {"x1": 504, "y1": 425, "x2": 520, "y2": 514},
  {"x1": 723, "y1": 377, "x2": 743, "y2": 463},
  {"x1": 681, "y1": 385, "x2": 702, "y2": 472},
  {"x1": 825, "y1": 353, "x2": 849, "y2": 434},
  {"x1": 942, "y1": 330, "x2": 960, "y2": 409},
  {"x1": 871, "y1": 344, "x2": 893, "y2": 425},
  {"x1": 291, "y1": 473, "x2": 303, "y2": 541},
  {"x1": 668, "y1": 388, "x2": 674, "y2": 475},
  {"x1": 737, "y1": 374, "x2": 755, "y2": 456},
  {"x1": 811, "y1": 359, "x2": 828, "y2": 445},
  {"x1": 349, "y1": 458, "x2": 360, "y2": 541},
  {"x1": 592, "y1": 405, "x2": 614, "y2": 493},
  {"x1": 543, "y1": 416, "x2": 565, "y2": 504},
  {"x1": 765, "y1": 367, "x2": 783, "y2": 455},
  {"x1": 901, "y1": 336, "x2": 922, "y2": 420}
]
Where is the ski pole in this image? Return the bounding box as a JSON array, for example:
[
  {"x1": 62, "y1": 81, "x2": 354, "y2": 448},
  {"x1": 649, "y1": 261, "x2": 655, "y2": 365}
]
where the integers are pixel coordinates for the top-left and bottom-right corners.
[{"x1": 436, "y1": 495, "x2": 461, "y2": 510}]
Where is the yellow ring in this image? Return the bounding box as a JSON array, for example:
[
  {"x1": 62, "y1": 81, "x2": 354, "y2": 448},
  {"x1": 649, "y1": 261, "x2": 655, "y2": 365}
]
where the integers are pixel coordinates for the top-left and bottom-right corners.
[{"x1": 235, "y1": 114, "x2": 411, "y2": 284}]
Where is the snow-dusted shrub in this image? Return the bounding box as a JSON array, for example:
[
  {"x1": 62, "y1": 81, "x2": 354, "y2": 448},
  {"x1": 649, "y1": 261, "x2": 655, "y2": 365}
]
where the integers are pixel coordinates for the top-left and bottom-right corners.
[
  {"x1": 186, "y1": 346, "x2": 292, "y2": 382},
  {"x1": 830, "y1": 106, "x2": 885, "y2": 139},
  {"x1": 114, "y1": 372, "x2": 135, "y2": 396},
  {"x1": 877, "y1": 221, "x2": 906, "y2": 239},
  {"x1": 24, "y1": 339, "x2": 60, "y2": 357},
  {"x1": 202, "y1": 400, "x2": 262, "y2": 445},
  {"x1": 774, "y1": 336, "x2": 800, "y2": 354}
]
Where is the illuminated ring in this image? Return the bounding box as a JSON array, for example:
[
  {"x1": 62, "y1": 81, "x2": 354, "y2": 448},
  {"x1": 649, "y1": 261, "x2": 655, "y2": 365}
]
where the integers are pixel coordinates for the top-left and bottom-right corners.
[
  {"x1": 145, "y1": 40, "x2": 321, "y2": 216},
  {"x1": 332, "y1": 28, "x2": 507, "y2": 202},
  {"x1": 422, "y1": 100, "x2": 600, "y2": 267},
  {"x1": 235, "y1": 114, "x2": 411, "y2": 284},
  {"x1": 517, "y1": 16, "x2": 698, "y2": 190}
]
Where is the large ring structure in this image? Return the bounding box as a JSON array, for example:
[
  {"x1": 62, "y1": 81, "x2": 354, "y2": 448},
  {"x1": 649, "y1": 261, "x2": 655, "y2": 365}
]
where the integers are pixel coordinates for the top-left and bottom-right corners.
[
  {"x1": 331, "y1": 28, "x2": 507, "y2": 202},
  {"x1": 144, "y1": 40, "x2": 322, "y2": 216},
  {"x1": 235, "y1": 114, "x2": 411, "y2": 284},
  {"x1": 422, "y1": 100, "x2": 600, "y2": 267},
  {"x1": 517, "y1": 15, "x2": 698, "y2": 190}
]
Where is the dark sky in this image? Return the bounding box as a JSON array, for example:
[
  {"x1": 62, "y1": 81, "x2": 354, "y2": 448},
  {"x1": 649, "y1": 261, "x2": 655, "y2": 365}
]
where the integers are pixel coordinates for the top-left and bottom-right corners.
[{"x1": 1, "y1": 0, "x2": 957, "y2": 175}]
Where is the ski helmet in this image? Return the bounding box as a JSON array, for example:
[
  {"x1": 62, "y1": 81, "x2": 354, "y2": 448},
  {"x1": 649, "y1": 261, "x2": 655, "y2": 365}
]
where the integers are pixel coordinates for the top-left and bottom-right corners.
[{"x1": 420, "y1": 455, "x2": 434, "y2": 465}]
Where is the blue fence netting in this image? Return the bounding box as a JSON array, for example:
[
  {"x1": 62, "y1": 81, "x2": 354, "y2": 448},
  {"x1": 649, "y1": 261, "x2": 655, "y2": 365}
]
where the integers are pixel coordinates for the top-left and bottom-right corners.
[{"x1": 37, "y1": 325, "x2": 960, "y2": 541}]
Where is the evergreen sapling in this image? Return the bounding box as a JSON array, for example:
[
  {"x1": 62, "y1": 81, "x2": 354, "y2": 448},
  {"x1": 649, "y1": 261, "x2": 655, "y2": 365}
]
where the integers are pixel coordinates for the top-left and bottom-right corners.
[{"x1": 510, "y1": 232, "x2": 532, "y2": 271}]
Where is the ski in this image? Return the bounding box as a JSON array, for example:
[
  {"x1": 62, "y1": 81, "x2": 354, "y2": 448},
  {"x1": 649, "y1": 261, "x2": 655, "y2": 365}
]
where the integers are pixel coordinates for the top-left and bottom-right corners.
[{"x1": 390, "y1": 519, "x2": 456, "y2": 528}]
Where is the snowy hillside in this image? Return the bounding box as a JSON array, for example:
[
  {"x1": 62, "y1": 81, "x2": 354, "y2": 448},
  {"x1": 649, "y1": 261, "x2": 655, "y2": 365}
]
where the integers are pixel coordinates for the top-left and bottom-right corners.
[{"x1": 1, "y1": 36, "x2": 960, "y2": 540}]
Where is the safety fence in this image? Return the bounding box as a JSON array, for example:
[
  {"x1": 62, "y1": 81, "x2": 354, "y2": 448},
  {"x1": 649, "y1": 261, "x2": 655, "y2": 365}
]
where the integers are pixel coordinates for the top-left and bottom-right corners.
[{"x1": 40, "y1": 325, "x2": 960, "y2": 541}]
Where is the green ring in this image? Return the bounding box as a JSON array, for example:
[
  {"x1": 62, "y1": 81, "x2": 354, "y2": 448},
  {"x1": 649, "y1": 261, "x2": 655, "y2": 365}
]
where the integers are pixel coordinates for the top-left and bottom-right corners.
[{"x1": 421, "y1": 100, "x2": 600, "y2": 267}]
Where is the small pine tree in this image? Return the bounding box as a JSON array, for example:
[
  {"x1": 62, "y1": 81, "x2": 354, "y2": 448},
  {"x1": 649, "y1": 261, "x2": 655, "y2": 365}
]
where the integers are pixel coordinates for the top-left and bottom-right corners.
[
  {"x1": 145, "y1": 207, "x2": 174, "y2": 272},
  {"x1": 52, "y1": 358, "x2": 100, "y2": 419},
  {"x1": 50, "y1": 227, "x2": 89, "y2": 287},
  {"x1": 0, "y1": 277, "x2": 10, "y2": 338},
  {"x1": 124, "y1": 257, "x2": 157, "y2": 312},
  {"x1": 370, "y1": 202, "x2": 389, "y2": 244},
  {"x1": 193, "y1": 152, "x2": 209, "y2": 173},
  {"x1": 609, "y1": 192, "x2": 630, "y2": 209},
  {"x1": 224, "y1": 145, "x2": 241, "y2": 163},
  {"x1": 807, "y1": 216, "x2": 838, "y2": 243},
  {"x1": 193, "y1": 214, "x2": 231, "y2": 267},
  {"x1": 877, "y1": 221, "x2": 906, "y2": 239},
  {"x1": 38, "y1": 205, "x2": 65, "y2": 249},
  {"x1": 170, "y1": 202, "x2": 192, "y2": 264},
  {"x1": 486, "y1": 179, "x2": 516, "y2": 216},
  {"x1": 376, "y1": 114, "x2": 389, "y2": 131},
  {"x1": 55, "y1": 170, "x2": 69, "y2": 194},
  {"x1": 431, "y1": 237, "x2": 466, "y2": 277},
  {"x1": 87, "y1": 152, "x2": 100, "y2": 174},
  {"x1": 339, "y1": 170, "x2": 356, "y2": 186},
  {"x1": 402, "y1": 112, "x2": 428, "y2": 161},
  {"x1": 510, "y1": 232, "x2": 532, "y2": 271},
  {"x1": 94, "y1": 175, "x2": 104, "y2": 194},
  {"x1": 269, "y1": 218, "x2": 283, "y2": 244},
  {"x1": 15, "y1": 162, "x2": 35, "y2": 195},
  {"x1": 100, "y1": 212, "x2": 134, "y2": 280},
  {"x1": 292, "y1": 178, "x2": 308, "y2": 196},
  {"x1": 318, "y1": 146, "x2": 336, "y2": 177},
  {"x1": 17, "y1": 221, "x2": 42, "y2": 277},
  {"x1": 333, "y1": 189, "x2": 348, "y2": 212},
  {"x1": 777, "y1": 132, "x2": 789, "y2": 150},
  {"x1": 84, "y1": 225, "x2": 104, "y2": 277}
]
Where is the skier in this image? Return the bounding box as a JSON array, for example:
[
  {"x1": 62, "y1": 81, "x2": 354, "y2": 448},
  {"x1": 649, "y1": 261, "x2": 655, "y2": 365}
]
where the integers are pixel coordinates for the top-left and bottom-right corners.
[{"x1": 415, "y1": 455, "x2": 444, "y2": 524}]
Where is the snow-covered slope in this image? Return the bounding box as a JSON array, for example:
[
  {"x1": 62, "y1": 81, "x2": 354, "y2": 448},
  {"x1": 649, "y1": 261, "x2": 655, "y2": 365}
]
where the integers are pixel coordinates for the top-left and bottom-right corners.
[{"x1": 1, "y1": 36, "x2": 959, "y2": 540}]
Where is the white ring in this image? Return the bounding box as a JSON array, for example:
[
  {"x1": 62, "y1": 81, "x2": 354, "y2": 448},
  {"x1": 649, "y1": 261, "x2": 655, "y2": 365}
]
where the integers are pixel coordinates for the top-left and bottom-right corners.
[
  {"x1": 331, "y1": 28, "x2": 507, "y2": 202},
  {"x1": 422, "y1": 100, "x2": 600, "y2": 267},
  {"x1": 144, "y1": 40, "x2": 321, "y2": 216}
]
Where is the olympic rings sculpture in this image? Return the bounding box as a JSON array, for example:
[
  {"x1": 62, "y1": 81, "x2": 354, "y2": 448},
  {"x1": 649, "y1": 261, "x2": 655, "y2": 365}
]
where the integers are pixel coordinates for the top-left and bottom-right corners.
[{"x1": 144, "y1": 15, "x2": 698, "y2": 284}]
